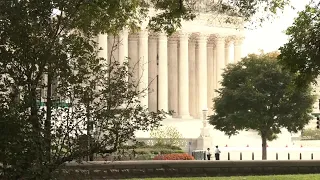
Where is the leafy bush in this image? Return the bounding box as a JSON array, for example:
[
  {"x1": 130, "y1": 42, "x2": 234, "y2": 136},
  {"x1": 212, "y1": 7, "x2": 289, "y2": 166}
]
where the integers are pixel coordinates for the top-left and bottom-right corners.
[
  {"x1": 111, "y1": 141, "x2": 185, "y2": 161},
  {"x1": 153, "y1": 153, "x2": 194, "y2": 160},
  {"x1": 133, "y1": 141, "x2": 148, "y2": 148},
  {"x1": 134, "y1": 148, "x2": 184, "y2": 155},
  {"x1": 150, "y1": 126, "x2": 184, "y2": 147},
  {"x1": 153, "y1": 143, "x2": 182, "y2": 150},
  {"x1": 301, "y1": 129, "x2": 320, "y2": 140}
]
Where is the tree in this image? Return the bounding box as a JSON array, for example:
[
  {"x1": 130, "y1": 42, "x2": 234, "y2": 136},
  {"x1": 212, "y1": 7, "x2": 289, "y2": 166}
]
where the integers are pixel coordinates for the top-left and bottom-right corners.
[
  {"x1": 0, "y1": 0, "x2": 292, "y2": 179},
  {"x1": 209, "y1": 52, "x2": 315, "y2": 160},
  {"x1": 278, "y1": 2, "x2": 320, "y2": 86}
]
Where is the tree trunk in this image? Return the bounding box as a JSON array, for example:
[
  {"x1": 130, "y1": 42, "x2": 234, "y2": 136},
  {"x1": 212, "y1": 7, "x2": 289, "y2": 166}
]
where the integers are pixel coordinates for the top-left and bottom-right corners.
[
  {"x1": 45, "y1": 72, "x2": 52, "y2": 163},
  {"x1": 261, "y1": 134, "x2": 267, "y2": 160},
  {"x1": 39, "y1": 72, "x2": 53, "y2": 180},
  {"x1": 85, "y1": 92, "x2": 93, "y2": 161}
]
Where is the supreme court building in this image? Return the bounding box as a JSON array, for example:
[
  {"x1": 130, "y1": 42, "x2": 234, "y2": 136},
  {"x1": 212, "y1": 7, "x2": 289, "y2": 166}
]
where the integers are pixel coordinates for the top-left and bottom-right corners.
[{"x1": 96, "y1": 13, "x2": 245, "y2": 120}]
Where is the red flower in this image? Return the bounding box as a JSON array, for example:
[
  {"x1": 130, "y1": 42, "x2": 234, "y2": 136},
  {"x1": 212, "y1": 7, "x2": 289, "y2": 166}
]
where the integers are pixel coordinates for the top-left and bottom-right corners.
[{"x1": 153, "y1": 153, "x2": 194, "y2": 160}]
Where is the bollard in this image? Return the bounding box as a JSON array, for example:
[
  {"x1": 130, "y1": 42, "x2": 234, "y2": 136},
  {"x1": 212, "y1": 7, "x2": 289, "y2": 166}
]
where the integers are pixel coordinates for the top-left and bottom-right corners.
[
  {"x1": 240, "y1": 152, "x2": 242, "y2": 160},
  {"x1": 276, "y1": 153, "x2": 278, "y2": 160},
  {"x1": 228, "y1": 152, "x2": 230, "y2": 160},
  {"x1": 300, "y1": 153, "x2": 302, "y2": 160},
  {"x1": 311, "y1": 153, "x2": 314, "y2": 160},
  {"x1": 252, "y1": 152, "x2": 254, "y2": 160},
  {"x1": 288, "y1": 153, "x2": 290, "y2": 160}
]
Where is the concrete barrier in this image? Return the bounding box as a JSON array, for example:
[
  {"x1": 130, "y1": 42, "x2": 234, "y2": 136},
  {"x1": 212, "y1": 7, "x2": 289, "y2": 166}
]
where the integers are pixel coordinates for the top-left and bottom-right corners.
[{"x1": 55, "y1": 160, "x2": 320, "y2": 179}]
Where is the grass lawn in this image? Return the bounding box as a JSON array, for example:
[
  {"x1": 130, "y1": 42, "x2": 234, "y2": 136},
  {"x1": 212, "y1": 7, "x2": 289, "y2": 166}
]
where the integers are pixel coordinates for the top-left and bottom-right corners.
[{"x1": 136, "y1": 174, "x2": 320, "y2": 180}]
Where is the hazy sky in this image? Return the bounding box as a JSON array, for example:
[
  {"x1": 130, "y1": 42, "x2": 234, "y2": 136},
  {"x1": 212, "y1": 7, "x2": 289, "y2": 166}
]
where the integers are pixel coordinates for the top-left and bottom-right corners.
[{"x1": 242, "y1": 0, "x2": 309, "y2": 57}]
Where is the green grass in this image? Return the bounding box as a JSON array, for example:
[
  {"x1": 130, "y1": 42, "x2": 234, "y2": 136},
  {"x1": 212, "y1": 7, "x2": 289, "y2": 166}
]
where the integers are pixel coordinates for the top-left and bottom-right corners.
[{"x1": 134, "y1": 174, "x2": 320, "y2": 180}]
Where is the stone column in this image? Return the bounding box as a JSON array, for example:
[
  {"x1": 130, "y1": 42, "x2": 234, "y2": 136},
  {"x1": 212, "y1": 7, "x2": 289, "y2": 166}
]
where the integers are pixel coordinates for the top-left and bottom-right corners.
[
  {"x1": 189, "y1": 40, "x2": 196, "y2": 118},
  {"x1": 234, "y1": 36, "x2": 244, "y2": 63},
  {"x1": 212, "y1": 44, "x2": 217, "y2": 99},
  {"x1": 108, "y1": 35, "x2": 119, "y2": 63},
  {"x1": 178, "y1": 32, "x2": 191, "y2": 118},
  {"x1": 128, "y1": 34, "x2": 139, "y2": 85},
  {"x1": 158, "y1": 33, "x2": 169, "y2": 112},
  {"x1": 225, "y1": 38, "x2": 231, "y2": 65},
  {"x1": 148, "y1": 34, "x2": 158, "y2": 112},
  {"x1": 195, "y1": 44, "x2": 199, "y2": 118},
  {"x1": 197, "y1": 34, "x2": 208, "y2": 116},
  {"x1": 118, "y1": 29, "x2": 128, "y2": 65},
  {"x1": 168, "y1": 37, "x2": 179, "y2": 116},
  {"x1": 215, "y1": 35, "x2": 225, "y2": 89},
  {"x1": 138, "y1": 30, "x2": 149, "y2": 108},
  {"x1": 207, "y1": 41, "x2": 214, "y2": 115},
  {"x1": 97, "y1": 34, "x2": 108, "y2": 60}
]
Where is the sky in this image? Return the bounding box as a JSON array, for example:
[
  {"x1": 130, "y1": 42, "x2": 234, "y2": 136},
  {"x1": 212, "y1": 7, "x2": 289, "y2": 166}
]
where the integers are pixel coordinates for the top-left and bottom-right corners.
[{"x1": 242, "y1": 0, "x2": 310, "y2": 57}]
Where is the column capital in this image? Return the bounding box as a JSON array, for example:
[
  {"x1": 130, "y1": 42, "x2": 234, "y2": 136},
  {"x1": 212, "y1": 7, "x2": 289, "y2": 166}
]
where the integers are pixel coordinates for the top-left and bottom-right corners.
[
  {"x1": 158, "y1": 32, "x2": 168, "y2": 41},
  {"x1": 234, "y1": 36, "x2": 245, "y2": 46},
  {"x1": 208, "y1": 35, "x2": 216, "y2": 47},
  {"x1": 168, "y1": 33, "x2": 180, "y2": 43},
  {"x1": 148, "y1": 32, "x2": 158, "y2": 40},
  {"x1": 129, "y1": 33, "x2": 139, "y2": 41},
  {"x1": 225, "y1": 36, "x2": 234, "y2": 46},
  {"x1": 207, "y1": 42, "x2": 215, "y2": 48},
  {"x1": 120, "y1": 28, "x2": 129, "y2": 35},
  {"x1": 213, "y1": 34, "x2": 226, "y2": 44},
  {"x1": 178, "y1": 31, "x2": 190, "y2": 39},
  {"x1": 168, "y1": 38, "x2": 179, "y2": 44},
  {"x1": 195, "y1": 33, "x2": 209, "y2": 42},
  {"x1": 138, "y1": 30, "x2": 148, "y2": 38}
]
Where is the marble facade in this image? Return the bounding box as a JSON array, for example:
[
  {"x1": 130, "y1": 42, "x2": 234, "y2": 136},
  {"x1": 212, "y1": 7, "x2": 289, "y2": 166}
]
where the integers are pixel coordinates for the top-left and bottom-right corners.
[{"x1": 97, "y1": 30, "x2": 245, "y2": 119}]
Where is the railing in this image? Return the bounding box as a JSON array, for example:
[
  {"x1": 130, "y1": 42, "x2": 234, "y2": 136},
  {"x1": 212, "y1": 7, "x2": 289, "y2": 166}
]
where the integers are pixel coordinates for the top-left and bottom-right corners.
[
  {"x1": 218, "y1": 147, "x2": 320, "y2": 160},
  {"x1": 224, "y1": 152, "x2": 316, "y2": 161}
]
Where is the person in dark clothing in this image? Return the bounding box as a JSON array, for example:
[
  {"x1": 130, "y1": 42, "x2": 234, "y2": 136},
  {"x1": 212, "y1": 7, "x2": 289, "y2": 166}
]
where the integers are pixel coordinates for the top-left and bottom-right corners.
[
  {"x1": 215, "y1": 146, "x2": 221, "y2": 160},
  {"x1": 206, "y1": 148, "x2": 211, "y2": 160}
]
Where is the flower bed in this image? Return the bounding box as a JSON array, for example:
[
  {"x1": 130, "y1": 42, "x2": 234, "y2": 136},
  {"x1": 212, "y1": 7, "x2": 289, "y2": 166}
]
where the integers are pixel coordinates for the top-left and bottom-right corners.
[{"x1": 153, "y1": 153, "x2": 194, "y2": 160}]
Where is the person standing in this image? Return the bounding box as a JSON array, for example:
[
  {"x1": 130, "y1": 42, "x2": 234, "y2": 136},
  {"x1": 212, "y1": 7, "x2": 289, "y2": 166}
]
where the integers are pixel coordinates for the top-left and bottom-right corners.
[
  {"x1": 215, "y1": 146, "x2": 221, "y2": 160},
  {"x1": 206, "y1": 148, "x2": 211, "y2": 160}
]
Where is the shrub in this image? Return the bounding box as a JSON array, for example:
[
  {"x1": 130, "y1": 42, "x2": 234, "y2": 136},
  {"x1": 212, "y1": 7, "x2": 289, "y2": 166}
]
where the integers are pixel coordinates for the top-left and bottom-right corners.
[
  {"x1": 150, "y1": 126, "x2": 184, "y2": 147},
  {"x1": 153, "y1": 143, "x2": 182, "y2": 150},
  {"x1": 153, "y1": 153, "x2": 194, "y2": 160},
  {"x1": 301, "y1": 129, "x2": 320, "y2": 140},
  {"x1": 135, "y1": 148, "x2": 184, "y2": 155},
  {"x1": 134, "y1": 141, "x2": 148, "y2": 148}
]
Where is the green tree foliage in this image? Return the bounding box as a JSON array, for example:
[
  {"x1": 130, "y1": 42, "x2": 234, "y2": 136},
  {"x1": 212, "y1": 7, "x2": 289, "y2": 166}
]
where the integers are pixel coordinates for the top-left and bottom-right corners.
[
  {"x1": 278, "y1": 2, "x2": 320, "y2": 86},
  {"x1": 209, "y1": 53, "x2": 315, "y2": 160},
  {"x1": 0, "y1": 0, "x2": 292, "y2": 178}
]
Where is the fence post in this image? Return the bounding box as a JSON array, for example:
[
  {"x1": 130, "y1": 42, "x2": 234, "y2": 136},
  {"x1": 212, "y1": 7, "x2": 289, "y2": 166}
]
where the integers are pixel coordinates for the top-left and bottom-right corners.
[
  {"x1": 252, "y1": 152, "x2": 254, "y2": 160},
  {"x1": 288, "y1": 153, "x2": 290, "y2": 160},
  {"x1": 228, "y1": 152, "x2": 230, "y2": 160},
  {"x1": 311, "y1": 153, "x2": 314, "y2": 160},
  {"x1": 300, "y1": 153, "x2": 302, "y2": 160},
  {"x1": 276, "y1": 153, "x2": 278, "y2": 160},
  {"x1": 240, "y1": 152, "x2": 242, "y2": 160}
]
